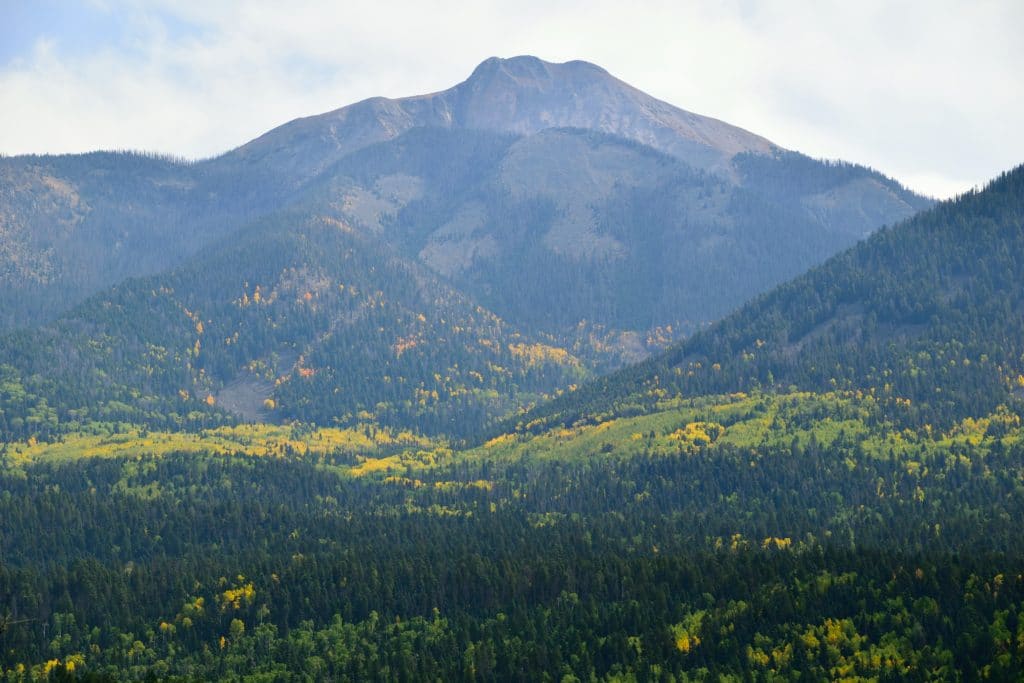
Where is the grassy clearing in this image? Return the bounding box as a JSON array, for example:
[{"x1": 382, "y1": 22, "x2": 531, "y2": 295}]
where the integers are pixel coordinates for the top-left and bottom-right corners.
[
  {"x1": 3, "y1": 422, "x2": 435, "y2": 470},
  {"x1": 461, "y1": 390, "x2": 1022, "y2": 465},
  {"x1": 3, "y1": 391, "x2": 1019, "y2": 479}
]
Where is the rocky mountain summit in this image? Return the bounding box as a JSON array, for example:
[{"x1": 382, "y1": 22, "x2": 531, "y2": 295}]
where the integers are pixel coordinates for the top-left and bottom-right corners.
[{"x1": 228, "y1": 55, "x2": 777, "y2": 181}]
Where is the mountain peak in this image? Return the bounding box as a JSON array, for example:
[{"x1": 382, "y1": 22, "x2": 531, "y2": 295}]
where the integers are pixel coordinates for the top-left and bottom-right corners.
[
  {"x1": 449, "y1": 55, "x2": 776, "y2": 168},
  {"x1": 467, "y1": 55, "x2": 610, "y2": 82},
  {"x1": 229, "y1": 55, "x2": 779, "y2": 179},
  {"x1": 469, "y1": 55, "x2": 543, "y2": 76}
]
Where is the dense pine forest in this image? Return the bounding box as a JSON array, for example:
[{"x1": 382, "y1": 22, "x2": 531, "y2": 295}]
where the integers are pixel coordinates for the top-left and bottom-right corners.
[{"x1": 2, "y1": 388, "x2": 1024, "y2": 679}]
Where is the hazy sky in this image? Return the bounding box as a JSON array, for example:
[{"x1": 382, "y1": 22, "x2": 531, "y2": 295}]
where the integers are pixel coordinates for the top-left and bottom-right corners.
[{"x1": 1, "y1": 0, "x2": 1021, "y2": 199}]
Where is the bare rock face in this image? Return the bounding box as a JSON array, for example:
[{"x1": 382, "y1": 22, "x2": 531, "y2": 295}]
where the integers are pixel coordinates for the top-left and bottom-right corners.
[{"x1": 228, "y1": 56, "x2": 779, "y2": 182}]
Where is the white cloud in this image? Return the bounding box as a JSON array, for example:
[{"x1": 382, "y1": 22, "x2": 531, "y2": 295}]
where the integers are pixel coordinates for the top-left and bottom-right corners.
[{"x1": 0, "y1": 0, "x2": 1021, "y2": 198}]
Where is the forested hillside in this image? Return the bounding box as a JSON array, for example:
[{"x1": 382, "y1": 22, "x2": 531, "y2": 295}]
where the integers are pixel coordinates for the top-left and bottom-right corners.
[
  {"x1": 0, "y1": 206, "x2": 585, "y2": 442},
  {"x1": 0, "y1": 151, "x2": 298, "y2": 329},
  {"x1": 519, "y1": 165, "x2": 1024, "y2": 435},
  {"x1": 0, "y1": 131, "x2": 931, "y2": 442}
]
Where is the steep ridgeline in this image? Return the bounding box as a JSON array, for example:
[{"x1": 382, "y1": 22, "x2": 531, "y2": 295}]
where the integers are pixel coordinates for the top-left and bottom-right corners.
[
  {"x1": 0, "y1": 151, "x2": 300, "y2": 329},
  {"x1": 0, "y1": 206, "x2": 585, "y2": 441},
  {"x1": 0, "y1": 56, "x2": 929, "y2": 356},
  {"x1": 517, "y1": 164, "x2": 1024, "y2": 433},
  {"x1": 221, "y1": 55, "x2": 778, "y2": 181}
]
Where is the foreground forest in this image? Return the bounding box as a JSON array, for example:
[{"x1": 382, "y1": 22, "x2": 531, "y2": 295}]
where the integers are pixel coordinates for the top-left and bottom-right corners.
[{"x1": 2, "y1": 390, "x2": 1024, "y2": 680}]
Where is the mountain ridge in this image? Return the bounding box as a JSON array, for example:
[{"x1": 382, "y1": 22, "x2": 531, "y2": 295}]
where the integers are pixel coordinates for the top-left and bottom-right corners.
[
  {"x1": 225, "y1": 55, "x2": 779, "y2": 181},
  {"x1": 0, "y1": 55, "x2": 926, "y2": 335}
]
